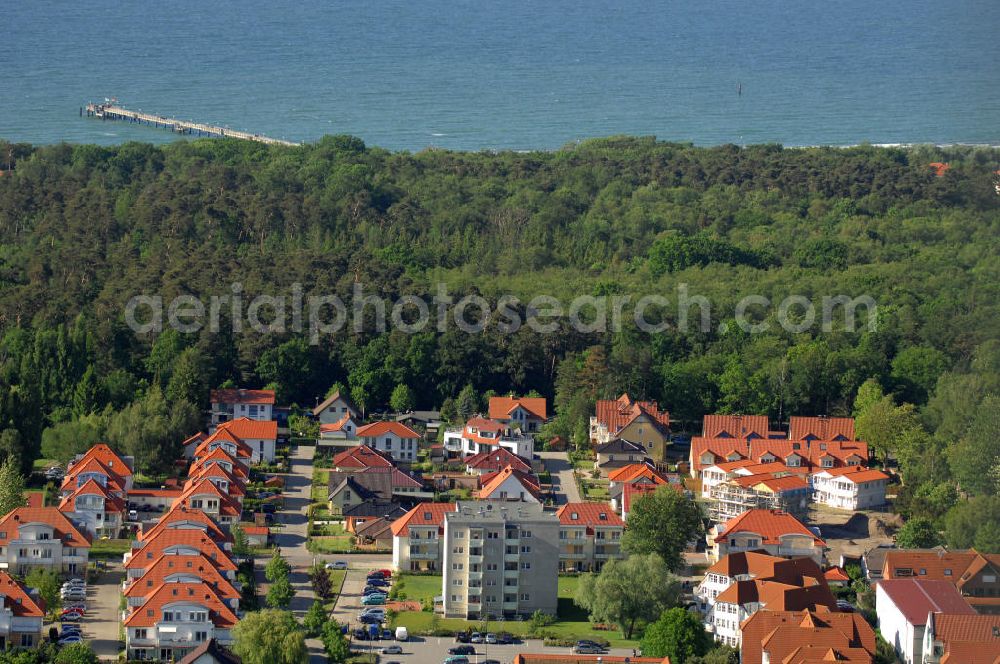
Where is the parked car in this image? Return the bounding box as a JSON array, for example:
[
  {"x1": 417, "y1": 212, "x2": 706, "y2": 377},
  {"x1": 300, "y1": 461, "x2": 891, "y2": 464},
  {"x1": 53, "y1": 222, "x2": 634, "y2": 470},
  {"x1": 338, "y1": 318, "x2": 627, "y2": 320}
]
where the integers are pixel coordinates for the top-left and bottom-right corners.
[
  {"x1": 61, "y1": 591, "x2": 86, "y2": 601},
  {"x1": 573, "y1": 643, "x2": 605, "y2": 654},
  {"x1": 326, "y1": 561, "x2": 348, "y2": 570},
  {"x1": 495, "y1": 632, "x2": 514, "y2": 644},
  {"x1": 444, "y1": 657, "x2": 470, "y2": 664},
  {"x1": 363, "y1": 587, "x2": 386, "y2": 596},
  {"x1": 449, "y1": 645, "x2": 475, "y2": 655},
  {"x1": 380, "y1": 646, "x2": 403, "y2": 655},
  {"x1": 362, "y1": 594, "x2": 386, "y2": 606},
  {"x1": 484, "y1": 633, "x2": 498, "y2": 644},
  {"x1": 353, "y1": 628, "x2": 369, "y2": 639},
  {"x1": 454, "y1": 632, "x2": 470, "y2": 643},
  {"x1": 57, "y1": 635, "x2": 83, "y2": 645},
  {"x1": 61, "y1": 608, "x2": 84, "y2": 617},
  {"x1": 358, "y1": 614, "x2": 383, "y2": 625},
  {"x1": 366, "y1": 578, "x2": 390, "y2": 588},
  {"x1": 260, "y1": 503, "x2": 276, "y2": 514},
  {"x1": 360, "y1": 607, "x2": 385, "y2": 617},
  {"x1": 481, "y1": 660, "x2": 501, "y2": 664},
  {"x1": 60, "y1": 627, "x2": 81, "y2": 637},
  {"x1": 469, "y1": 632, "x2": 483, "y2": 643}
]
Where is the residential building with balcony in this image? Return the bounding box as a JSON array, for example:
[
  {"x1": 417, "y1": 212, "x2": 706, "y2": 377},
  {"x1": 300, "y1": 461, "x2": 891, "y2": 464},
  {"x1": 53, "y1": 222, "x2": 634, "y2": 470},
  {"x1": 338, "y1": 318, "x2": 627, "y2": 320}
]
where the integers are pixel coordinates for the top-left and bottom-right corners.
[
  {"x1": 192, "y1": 429, "x2": 253, "y2": 464},
  {"x1": 812, "y1": 466, "x2": 889, "y2": 510},
  {"x1": 441, "y1": 502, "x2": 559, "y2": 619},
  {"x1": 701, "y1": 414, "x2": 771, "y2": 441},
  {"x1": 476, "y1": 466, "x2": 542, "y2": 503},
  {"x1": 590, "y1": 394, "x2": 671, "y2": 463},
  {"x1": 707, "y1": 472, "x2": 812, "y2": 523},
  {"x1": 390, "y1": 502, "x2": 457, "y2": 572},
  {"x1": 443, "y1": 417, "x2": 534, "y2": 460},
  {"x1": 58, "y1": 478, "x2": 126, "y2": 539},
  {"x1": 63, "y1": 444, "x2": 135, "y2": 495},
  {"x1": 0, "y1": 571, "x2": 45, "y2": 649},
  {"x1": 212, "y1": 418, "x2": 278, "y2": 464},
  {"x1": 209, "y1": 388, "x2": 274, "y2": 429},
  {"x1": 356, "y1": 422, "x2": 422, "y2": 463},
  {"x1": 123, "y1": 554, "x2": 241, "y2": 612},
  {"x1": 554, "y1": 502, "x2": 624, "y2": 573},
  {"x1": 707, "y1": 509, "x2": 826, "y2": 564},
  {"x1": 124, "y1": 581, "x2": 238, "y2": 661},
  {"x1": 124, "y1": 531, "x2": 234, "y2": 580},
  {"x1": 0, "y1": 507, "x2": 91, "y2": 576}
]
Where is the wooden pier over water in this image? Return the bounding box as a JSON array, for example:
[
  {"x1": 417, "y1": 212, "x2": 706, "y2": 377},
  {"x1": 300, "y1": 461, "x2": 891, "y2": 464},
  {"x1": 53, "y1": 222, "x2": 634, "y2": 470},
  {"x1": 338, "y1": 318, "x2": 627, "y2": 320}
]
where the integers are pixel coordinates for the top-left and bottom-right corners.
[{"x1": 84, "y1": 101, "x2": 300, "y2": 146}]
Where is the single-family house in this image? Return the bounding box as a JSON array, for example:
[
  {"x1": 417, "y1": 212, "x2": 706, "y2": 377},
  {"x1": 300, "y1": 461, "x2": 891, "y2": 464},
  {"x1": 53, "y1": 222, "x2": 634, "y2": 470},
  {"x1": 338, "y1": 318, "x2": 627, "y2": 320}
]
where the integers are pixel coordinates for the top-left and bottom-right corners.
[
  {"x1": 58, "y1": 478, "x2": 126, "y2": 538},
  {"x1": 443, "y1": 417, "x2": 534, "y2": 460},
  {"x1": 488, "y1": 396, "x2": 547, "y2": 433},
  {"x1": 590, "y1": 394, "x2": 671, "y2": 463},
  {"x1": 214, "y1": 418, "x2": 278, "y2": 464},
  {"x1": 355, "y1": 421, "x2": 421, "y2": 463},
  {"x1": 177, "y1": 639, "x2": 242, "y2": 664},
  {"x1": 464, "y1": 447, "x2": 532, "y2": 475},
  {"x1": 881, "y1": 549, "x2": 1000, "y2": 615},
  {"x1": 0, "y1": 571, "x2": 45, "y2": 649},
  {"x1": 811, "y1": 466, "x2": 890, "y2": 510},
  {"x1": 312, "y1": 391, "x2": 359, "y2": 425},
  {"x1": 594, "y1": 438, "x2": 649, "y2": 470},
  {"x1": 477, "y1": 466, "x2": 542, "y2": 502}
]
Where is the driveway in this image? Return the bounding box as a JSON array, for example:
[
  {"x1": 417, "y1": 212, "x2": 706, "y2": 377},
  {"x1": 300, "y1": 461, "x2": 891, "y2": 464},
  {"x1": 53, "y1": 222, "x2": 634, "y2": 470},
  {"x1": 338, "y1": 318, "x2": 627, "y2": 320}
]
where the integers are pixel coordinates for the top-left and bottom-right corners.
[
  {"x1": 82, "y1": 565, "x2": 124, "y2": 661},
  {"x1": 539, "y1": 450, "x2": 582, "y2": 504},
  {"x1": 350, "y1": 635, "x2": 639, "y2": 663}
]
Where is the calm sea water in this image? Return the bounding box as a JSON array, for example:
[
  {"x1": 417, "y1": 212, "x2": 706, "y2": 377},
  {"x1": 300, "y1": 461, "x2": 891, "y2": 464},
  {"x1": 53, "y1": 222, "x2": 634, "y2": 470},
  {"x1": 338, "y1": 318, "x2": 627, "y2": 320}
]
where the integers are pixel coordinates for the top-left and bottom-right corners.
[{"x1": 4, "y1": 0, "x2": 999, "y2": 150}]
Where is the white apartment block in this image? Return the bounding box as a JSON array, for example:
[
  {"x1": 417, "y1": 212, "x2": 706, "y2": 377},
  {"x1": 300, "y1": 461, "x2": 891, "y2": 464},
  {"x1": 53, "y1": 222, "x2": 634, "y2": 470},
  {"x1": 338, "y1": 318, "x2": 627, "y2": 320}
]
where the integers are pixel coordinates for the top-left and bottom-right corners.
[
  {"x1": 441, "y1": 502, "x2": 559, "y2": 619},
  {"x1": 811, "y1": 467, "x2": 889, "y2": 510}
]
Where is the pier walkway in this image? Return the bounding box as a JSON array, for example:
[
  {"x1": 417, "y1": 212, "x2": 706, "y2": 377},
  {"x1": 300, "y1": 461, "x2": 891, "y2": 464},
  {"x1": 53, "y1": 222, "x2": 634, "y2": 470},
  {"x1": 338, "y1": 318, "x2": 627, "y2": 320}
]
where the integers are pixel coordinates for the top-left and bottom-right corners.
[{"x1": 84, "y1": 101, "x2": 299, "y2": 146}]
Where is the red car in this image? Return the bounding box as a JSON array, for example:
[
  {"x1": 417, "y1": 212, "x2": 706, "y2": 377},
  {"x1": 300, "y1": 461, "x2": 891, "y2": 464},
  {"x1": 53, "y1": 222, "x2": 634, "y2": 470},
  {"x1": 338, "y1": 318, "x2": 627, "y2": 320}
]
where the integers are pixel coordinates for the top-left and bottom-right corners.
[
  {"x1": 61, "y1": 608, "x2": 84, "y2": 617},
  {"x1": 376, "y1": 569, "x2": 392, "y2": 578}
]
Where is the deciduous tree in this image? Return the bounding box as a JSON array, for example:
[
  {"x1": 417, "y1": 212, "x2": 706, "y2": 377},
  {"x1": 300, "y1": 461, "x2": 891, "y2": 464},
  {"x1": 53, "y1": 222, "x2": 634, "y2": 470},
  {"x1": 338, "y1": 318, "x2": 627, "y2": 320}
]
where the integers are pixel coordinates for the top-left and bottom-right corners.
[
  {"x1": 232, "y1": 609, "x2": 307, "y2": 664},
  {"x1": 621, "y1": 486, "x2": 704, "y2": 572},
  {"x1": 574, "y1": 553, "x2": 679, "y2": 639}
]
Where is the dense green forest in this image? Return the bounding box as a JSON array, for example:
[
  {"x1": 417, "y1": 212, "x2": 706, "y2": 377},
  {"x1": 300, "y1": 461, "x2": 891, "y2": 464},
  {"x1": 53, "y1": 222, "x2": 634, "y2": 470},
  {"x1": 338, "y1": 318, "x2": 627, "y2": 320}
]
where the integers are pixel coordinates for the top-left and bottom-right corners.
[{"x1": 0, "y1": 136, "x2": 998, "y2": 545}]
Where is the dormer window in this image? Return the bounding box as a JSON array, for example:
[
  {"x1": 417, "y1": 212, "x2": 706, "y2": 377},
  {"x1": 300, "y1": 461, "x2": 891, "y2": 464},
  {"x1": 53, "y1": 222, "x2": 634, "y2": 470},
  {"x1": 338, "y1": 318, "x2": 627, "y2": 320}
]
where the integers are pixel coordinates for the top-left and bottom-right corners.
[
  {"x1": 599, "y1": 513, "x2": 607, "y2": 520},
  {"x1": 819, "y1": 443, "x2": 827, "y2": 451}
]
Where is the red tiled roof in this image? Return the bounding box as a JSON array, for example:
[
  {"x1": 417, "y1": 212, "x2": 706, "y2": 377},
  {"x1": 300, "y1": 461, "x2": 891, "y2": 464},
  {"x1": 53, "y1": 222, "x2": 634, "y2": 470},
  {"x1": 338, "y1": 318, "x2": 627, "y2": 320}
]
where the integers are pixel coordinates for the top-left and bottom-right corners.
[
  {"x1": 593, "y1": 394, "x2": 670, "y2": 438},
  {"x1": 716, "y1": 509, "x2": 825, "y2": 546},
  {"x1": 189, "y1": 448, "x2": 250, "y2": 479},
  {"x1": 0, "y1": 507, "x2": 91, "y2": 548},
  {"x1": 123, "y1": 581, "x2": 238, "y2": 628},
  {"x1": 0, "y1": 571, "x2": 45, "y2": 617},
  {"x1": 607, "y1": 463, "x2": 672, "y2": 484},
  {"x1": 356, "y1": 421, "x2": 420, "y2": 439},
  {"x1": 932, "y1": 613, "x2": 1000, "y2": 650},
  {"x1": 128, "y1": 530, "x2": 233, "y2": 570},
  {"x1": 217, "y1": 416, "x2": 278, "y2": 440},
  {"x1": 60, "y1": 457, "x2": 127, "y2": 495},
  {"x1": 939, "y1": 640, "x2": 1000, "y2": 664},
  {"x1": 332, "y1": 445, "x2": 394, "y2": 470},
  {"x1": 740, "y1": 610, "x2": 876, "y2": 664},
  {"x1": 194, "y1": 429, "x2": 253, "y2": 459},
  {"x1": 243, "y1": 526, "x2": 268, "y2": 536},
  {"x1": 70, "y1": 444, "x2": 133, "y2": 477},
  {"x1": 210, "y1": 388, "x2": 275, "y2": 405},
  {"x1": 124, "y1": 554, "x2": 239, "y2": 603},
  {"x1": 813, "y1": 467, "x2": 888, "y2": 483},
  {"x1": 556, "y1": 502, "x2": 624, "y2": 528},
  {"x1": 176, "y1": 479, "x2": 242, "y2": 517},
  {"x1": 320, "y1": 414, "x2": 355, "y2": 433},
  {"x1": 824, "y1": 566, "x2": 851, "y2": 582},
  {"x1": 707, "y1": 551, "x2": 825, "y2": 585},
  {"x1": 623, "y1": 482, "x2": 681, "y2": 514},
  {"x1": 478, "y1": 466, "x2": 541, "y2": 500},
  {"x1": 876, "y1": 579, "x2": 974, "y2": 625},
  {"x1": 789, "y1": 416, "x2": 856, "y2": 442},
  {"x1": 488, "y1": 396, "x2": 547, "y2": 421},
  {"x1": 734, "y1": 473, "x2": 811, "y2": 493},
  {"x1": 139, "y1": 506, "x2": 230, "y2": 544},
  {"x1": 928, "y1": 162, "x2": 951, "y2": 178},
  {"x1": 189, "y1": 464, "x2": 247, "y2": 497},
  {"x1": 391, "y1": 502, "x2": 458, "y2": 536},
  {"x1": 25, "y1": 492, "x2": 43, "y2": 508},
  {"x1": 702, "y1": 414, "x2": 770, "y2": 439},
  {"x1": 881, "y1": 549, "x2": 984, "y2": 584},
  {"x1": 465, "y1": 447, "x2": 532, "y2": 472},
  {"x1": 715, "y1": 578, "x2": 837, "y2": 612}
]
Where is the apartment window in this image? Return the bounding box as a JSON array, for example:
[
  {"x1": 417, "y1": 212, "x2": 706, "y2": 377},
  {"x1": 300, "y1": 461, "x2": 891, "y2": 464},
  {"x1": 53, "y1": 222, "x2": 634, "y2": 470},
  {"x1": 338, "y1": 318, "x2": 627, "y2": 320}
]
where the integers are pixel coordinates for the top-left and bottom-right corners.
[
  {"x1": 919, "y1": 568, "x2": 927, "y2": 575},
  {"x1": 195, "y1": 631, "x2": 208, "y2": 642},
  {"x1": 455, "y1": 531, "x2": 466, "y2": 539},
  {"x1": 520, "y1": 530, "x2": 532, "y2": 538},
  {"x1": 520, "y1": 546, "x2": 531, "y2": 553},
  {"x1": 452, "y1": 579, "x2": 463, "y2": 586},
  {"x1": 486, "y1": 563, "x2": 498, "y2": 571},
  {"x1": 487, "y1": 531, "x2": 499, "y2": 539},
  {"x1": 452, "y1": 547, "x2": 464, "y2": 554},
  {"x1": 163, "y1": 611, "x2": 175, "y2": 621},
  {"x1": 451, "y1": 594, "x2": 460, "y2": 602},
  {"x1": 134, "y1": 629, "x2": 147, "y2": 639},
  {"x1": 452, "y1": 563, "x2": 464, "y2": 570},
  {"x1": 20, "y1": 635, "x2": 32, "y2": 647},
  {"x1": 520, "y1": 593, "x2": 530, "y2": 601},
  {"x1": 521, "y1": 562, "x2": 531, "y2": 570},
  {"x1": 559, "y1": 531, "x2": 567, "y2": 540}
]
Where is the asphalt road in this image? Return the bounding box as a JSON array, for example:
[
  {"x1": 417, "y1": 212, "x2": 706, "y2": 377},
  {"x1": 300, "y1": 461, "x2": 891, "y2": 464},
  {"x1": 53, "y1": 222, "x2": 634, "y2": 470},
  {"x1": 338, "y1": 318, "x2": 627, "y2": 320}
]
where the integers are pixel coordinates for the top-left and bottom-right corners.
[
  {"x1": 81, "y1": 566, "x2": 123, "y2": 661},
  {"x1": 539, "y1": 450, "x2": 582, "y2": 504}
]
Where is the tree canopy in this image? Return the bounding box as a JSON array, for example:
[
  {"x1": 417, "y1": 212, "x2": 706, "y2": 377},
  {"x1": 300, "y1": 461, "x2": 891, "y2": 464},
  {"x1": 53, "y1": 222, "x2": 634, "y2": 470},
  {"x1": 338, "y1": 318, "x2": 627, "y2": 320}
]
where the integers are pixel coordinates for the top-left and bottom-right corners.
[
  {"x1": 231, "y1": 609, "x2": 307, "y2": 664},
  {"x1": 621, "y1": 486, "x2": 704, "y2": 571},
  {"x1": 574, "y1": 553, "x2": 680, "y2": 638}
]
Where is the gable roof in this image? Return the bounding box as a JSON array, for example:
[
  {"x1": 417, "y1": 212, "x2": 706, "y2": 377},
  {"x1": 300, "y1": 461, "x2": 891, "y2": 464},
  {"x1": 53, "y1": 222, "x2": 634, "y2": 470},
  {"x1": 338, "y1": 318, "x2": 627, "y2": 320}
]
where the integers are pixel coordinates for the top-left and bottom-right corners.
[
  {"x1": 128, "y1": 530, "x2": 233, "y2": 570},
  {"x1": 465, "y1": 447, "x2": 532, "y2": 473},
  {"x1": 217, "y1": 417, "x2": 278, "y2": 441},
  {"x1": 354, "y1": 516, "x2": 395, "y2": 541},
  {"x1": 139, "y1": 506, "x2": 229, "y2": 544},
  {"x1": 931, "y1": 613, "x2": 1000, "y2": 650},
  {"x1": 813, "y1": 467, "x2": 888, "y2": 484},
  {"x1": 488, "y1": 396, "x2": 547, "y2": 421},
  {"x1": 70, "y1": 444, "x2": 133, "y2": 478},
  {"x1": 0, "y1": 571, "x2": 45, "y2": 617},
  {"x1": 716, "y1": 509, "x2": 825, "y2": 547},
  {"x1": 312, "y1": 390, "x2": 359, "y2": 418},
  {"x1": 356, "y1": 421, "x2": 420, "y2": 439},
  {"x1": 789, "y1": 416, "x2": 856, "y2": 441},
  {"x1": 622, "y1": 482, "x2": 682, "y2": 514},
  {"x1": 715, "y1": 578, "x2": 837, "y2": 613},
  {"x1": 882, "y1": 549, "x2": 982, "y2": 583},
  {"x1": 177, "y1": 639, "x2": 242, "y2": 664},
  {"x1": 593, "y1": 394, "x2": 670, "y2": 438},
  {"x1": 0, "y1": 507, "x2": 91, "y2": 549},
  {"x1": 876, "y1": 579, "x2": 974, "y2": 624},
  {"x1": 58, "y1": 478, "x2": 126, "y2": 514},
  {"x1": 595, "y1": 438, "x2": 647, "y2": 455},
  {"x1": 189, "y1": 448, "x2": 250, "y2": 479},
  {"x1": 556, "y1": 502, "x2": 624, "y2": 528},
  {"x1": 329, "y1": 466, "x2": 423, "y2": 501},
  {"x1": 707, "y1": 551, "x2": 826, "y2": 584},
  {"x1": 391, "y1": 502, "x2": 458, "y2": 537},
  {"x1": 124, "y1": 553, "x2": 240, "y2": 603},
  {"x1": 478, "y1": 466, "x2": 542, "y2": 501},
  {"x1": 608, "y1": 462, "x2": 673, "y2": 484},
  {"x1": 210, "y1": 388, "x2": 275, "y2": 405},
  {"x1": 342, "y1": 502, "x2": 408, "y2": 520},
  {"x1": 332, "y1": 444, "x2": 394, "y2": 470},
  {"x1": 123, "y1": 582, "x2": 238, "y2": 628},
  {"x1": 194, "y1": 429, "x2": 253, "y2": 459},
  {"x1": 320, "y1": 414, "x2": 357, "y2": 433},
  {"x1": 702, "y1": 414, "x2": 770, "y2": 439},
  {"x1": 60, "y1": 456, "x2": 127, "y2": 494},
  {"x1": 189, "y1": 463, "x2": 247, "y2": 496}
]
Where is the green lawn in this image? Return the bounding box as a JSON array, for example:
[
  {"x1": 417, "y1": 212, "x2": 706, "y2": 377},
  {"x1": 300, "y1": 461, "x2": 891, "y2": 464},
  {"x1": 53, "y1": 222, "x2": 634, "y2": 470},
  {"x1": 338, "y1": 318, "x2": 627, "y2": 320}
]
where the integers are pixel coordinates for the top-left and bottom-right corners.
[
  {"x1": 89, "y1": 538, "x2": 132, "y2": 559},
  {"x1": 311, "y1": 469, "x2": 331, "y2": 504},
  {"x1": 308, "y1": 535, "x2": 355, "y2": 554},
  {"x1": 580, "y1": 479, "x2": 610, "y2": 501},
  {"x1": 388, "y1": 575, "x2": 637, "y2": 648},
  {"x1": 394, "y1": 573, "x2": 442, "y2": 604}
]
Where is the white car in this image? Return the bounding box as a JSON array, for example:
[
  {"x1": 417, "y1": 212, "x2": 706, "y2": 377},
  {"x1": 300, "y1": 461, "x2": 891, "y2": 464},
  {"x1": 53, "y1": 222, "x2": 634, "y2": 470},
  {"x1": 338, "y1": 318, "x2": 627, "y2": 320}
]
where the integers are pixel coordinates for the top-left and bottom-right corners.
[
  {"x1": 326, "y1": 561, "x2": 348, "y2": 570},
  {"x1": 58, "y1": 635, "x2": 83, "y2": 645},
  {"x1": 381, "y1": 645, "x2": 403, "y2": 655},
  {"x1": 61, "y1": 590, "x2": 86, "y2": 601}
]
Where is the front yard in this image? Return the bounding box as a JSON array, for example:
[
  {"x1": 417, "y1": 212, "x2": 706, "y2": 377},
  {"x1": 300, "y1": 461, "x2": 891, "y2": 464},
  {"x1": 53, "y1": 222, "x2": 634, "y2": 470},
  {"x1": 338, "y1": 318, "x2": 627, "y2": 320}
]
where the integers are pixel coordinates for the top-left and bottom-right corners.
[{"x1": 387, "y1": 575, "x2": 639, "y2": 649}]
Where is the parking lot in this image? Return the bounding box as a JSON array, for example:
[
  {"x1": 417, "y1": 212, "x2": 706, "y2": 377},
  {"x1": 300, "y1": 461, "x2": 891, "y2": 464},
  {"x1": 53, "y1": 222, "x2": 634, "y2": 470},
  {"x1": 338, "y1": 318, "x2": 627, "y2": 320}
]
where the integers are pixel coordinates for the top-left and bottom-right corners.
[{"x1": 331, "y1": 567, "x2": 638, "y2": 664}]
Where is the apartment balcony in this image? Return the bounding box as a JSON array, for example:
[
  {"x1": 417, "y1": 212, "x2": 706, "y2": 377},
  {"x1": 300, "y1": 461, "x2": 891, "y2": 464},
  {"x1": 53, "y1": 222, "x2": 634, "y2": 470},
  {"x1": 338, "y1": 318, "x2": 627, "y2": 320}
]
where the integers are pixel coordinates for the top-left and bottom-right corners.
[
  {"x1": 594, "y1": 551, "x2": 624, "y2": 560},
  {"x1": 502, "y1": 601, "x2": 519, "y2": 612},
  {"x1": 503, "y1": 568, "x2": 520, "y2": 578},
  {"x1": 503, "y1": 553, "x2": 520, "y2": 563},
  {"x1": 560, "y1": 536, "x2": 587, "y2": 544},
  {"x1": 560, "y1": 551, "x2": 587, "y2": 560},
  {"x1": 409, "y1": 550, "x2": 439, "y2": 560},
  {"x1": 468, "y1": 570, "x2": 483, "y2": 580},
  {"x1": 468, "y1": 553, "x2": 483, "y2": 564}
]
